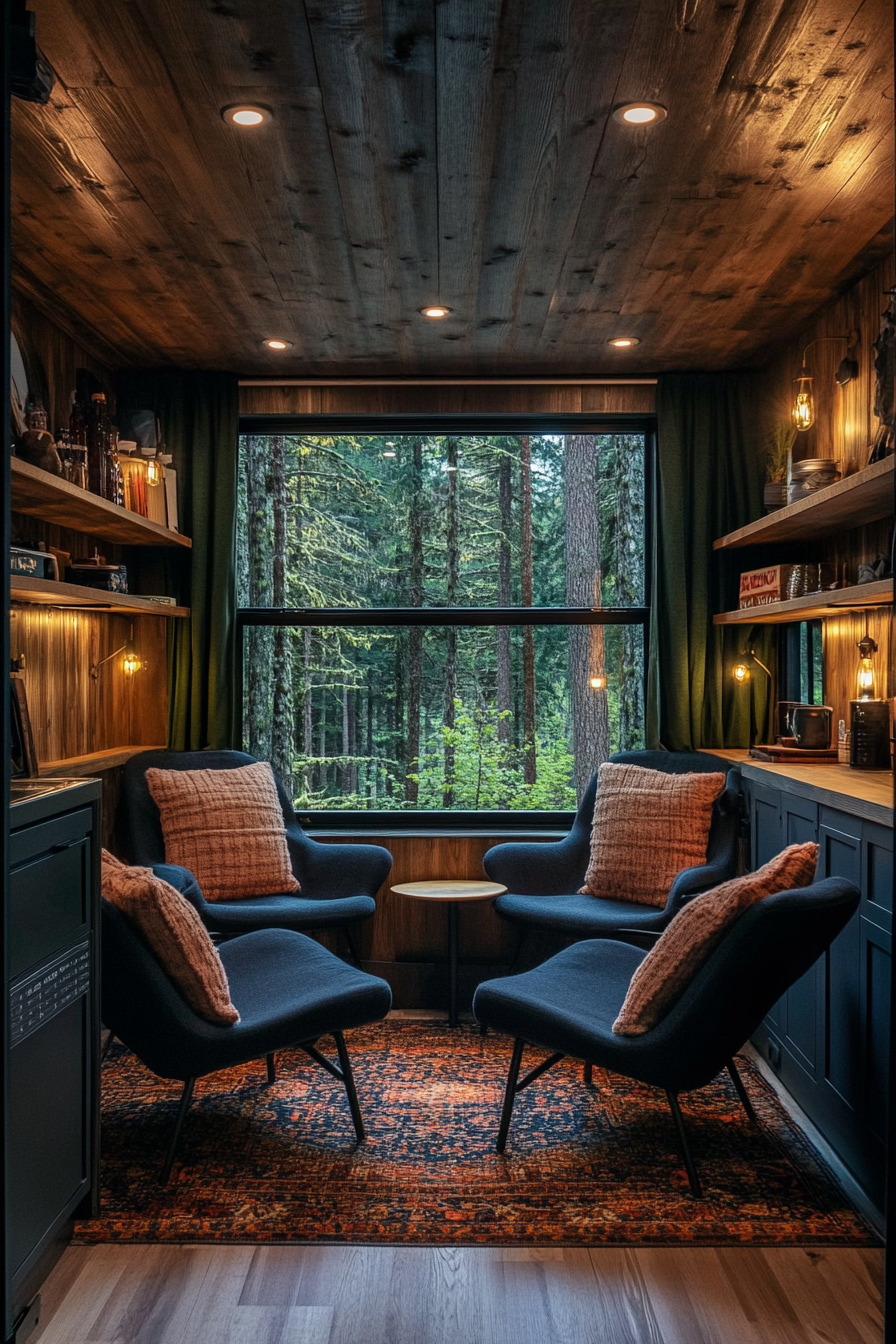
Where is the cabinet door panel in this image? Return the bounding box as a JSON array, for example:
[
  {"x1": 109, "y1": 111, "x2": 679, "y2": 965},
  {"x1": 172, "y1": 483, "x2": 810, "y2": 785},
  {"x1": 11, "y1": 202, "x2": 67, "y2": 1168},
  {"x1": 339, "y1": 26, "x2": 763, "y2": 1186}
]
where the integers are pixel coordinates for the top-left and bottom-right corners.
[
  {"x1": 7, "y1": 995, "x2": 90, "y2": 1279},
  {"x1": 782, "y1": 966, "x2": 819, "y2": 1075},
  {"x1": 862, "y1": 918, "x2": 890, "y2": 1144},
  {"x1": 863, "y1": 822, "x2": 892, "y2": 934},
  {"x1": 819, "y1": 823, "x2": 862, "y2": 1112},
  {"x1": 752, "y1": 785, "x2": 781, "y2": 869}
]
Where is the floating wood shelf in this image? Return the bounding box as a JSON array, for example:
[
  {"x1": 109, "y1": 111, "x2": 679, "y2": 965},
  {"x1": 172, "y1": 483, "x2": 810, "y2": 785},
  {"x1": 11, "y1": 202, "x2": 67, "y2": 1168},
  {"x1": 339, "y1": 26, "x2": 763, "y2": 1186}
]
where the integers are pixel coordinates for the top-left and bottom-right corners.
[
  {"x1": 10, "y1": 575, "x2": 190, "y2": 618},
  {"x1": 713, "y1": 579, "x2": 892, "y2": 625},
  {"x1": 713, "y1": 457, "x2": 894, "y2": 551},
  {"x1": 11, "y1": 457, "x2": 191, "y2": 549},
  {"x1": 40, "y1": 745, "x2": 167, "y2": 777}
]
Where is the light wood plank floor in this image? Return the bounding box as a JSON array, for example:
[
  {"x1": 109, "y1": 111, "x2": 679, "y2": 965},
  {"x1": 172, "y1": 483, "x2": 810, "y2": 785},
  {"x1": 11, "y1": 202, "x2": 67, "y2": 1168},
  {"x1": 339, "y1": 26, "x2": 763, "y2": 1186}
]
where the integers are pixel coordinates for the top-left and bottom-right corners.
[{"x1": 30, "y1": 1243, "x2": 883, "y2": 1344}]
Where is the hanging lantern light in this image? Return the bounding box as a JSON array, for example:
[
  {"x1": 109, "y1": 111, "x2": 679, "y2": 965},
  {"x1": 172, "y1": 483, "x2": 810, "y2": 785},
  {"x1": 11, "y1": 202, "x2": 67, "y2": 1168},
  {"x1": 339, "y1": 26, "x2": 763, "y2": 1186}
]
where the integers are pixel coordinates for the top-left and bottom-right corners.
[
  {"x1": 792, "y1": 367, "x2": 814, "y2": 431},
  {"x1": 855, "y1": 633, "x2": 878, "y2": 700}
]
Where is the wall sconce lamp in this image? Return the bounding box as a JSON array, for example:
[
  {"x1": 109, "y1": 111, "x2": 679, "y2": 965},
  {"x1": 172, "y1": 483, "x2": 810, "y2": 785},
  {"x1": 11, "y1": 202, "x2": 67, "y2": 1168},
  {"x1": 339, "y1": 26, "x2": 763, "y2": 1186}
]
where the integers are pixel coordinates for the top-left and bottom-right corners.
[
  {"x1": 733, "y1": 649, "x2": 773, "y2": 690},
  {"x1": 855, "y1": 630, "x2": 878, "y2": 700},
  {"x1": 792, "y1": 335, "x2": 859, "y2": 432},
  {"x1": 91, "y1": 628, "x2": 143, "y2": 681},
  {"x1": 589, "y1": 673, "x2": 607, "y2": 691}
]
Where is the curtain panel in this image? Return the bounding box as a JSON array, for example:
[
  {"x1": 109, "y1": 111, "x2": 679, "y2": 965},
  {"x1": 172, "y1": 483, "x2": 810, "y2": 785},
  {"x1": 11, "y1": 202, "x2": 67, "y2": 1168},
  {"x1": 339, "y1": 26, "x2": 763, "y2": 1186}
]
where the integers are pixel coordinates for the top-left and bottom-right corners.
[
  {"x1": 116, "y1": 370, "x2": 239, "y2": 750},
  {"x1": 648, "y1": 373, "x2": 774, "y2": 750}
]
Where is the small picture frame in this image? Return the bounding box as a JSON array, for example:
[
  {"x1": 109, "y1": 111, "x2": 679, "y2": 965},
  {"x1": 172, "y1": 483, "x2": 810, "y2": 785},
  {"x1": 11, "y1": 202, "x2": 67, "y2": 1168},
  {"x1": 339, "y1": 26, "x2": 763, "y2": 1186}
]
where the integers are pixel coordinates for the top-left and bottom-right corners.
[{"x1": 10, "y1": 676, "x2": 39, "y2": 778}]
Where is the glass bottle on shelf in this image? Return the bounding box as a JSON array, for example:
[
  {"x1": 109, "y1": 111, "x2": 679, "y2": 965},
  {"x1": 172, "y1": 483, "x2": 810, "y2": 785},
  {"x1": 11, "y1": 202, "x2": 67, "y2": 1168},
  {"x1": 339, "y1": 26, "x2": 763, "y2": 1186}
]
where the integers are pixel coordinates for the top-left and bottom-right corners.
[
  {"x1": 68, "y1": 393, "x2": 86, "y2": 451},
  {"x1": 105, "y1": 425, "x2": 124, "y2": 506},
  {"x1": 86, "y1": 391, "x2": 109, "y2": 496},
  {"x1": 56, "y1": 428, "x2": 72, "y2": 480}
]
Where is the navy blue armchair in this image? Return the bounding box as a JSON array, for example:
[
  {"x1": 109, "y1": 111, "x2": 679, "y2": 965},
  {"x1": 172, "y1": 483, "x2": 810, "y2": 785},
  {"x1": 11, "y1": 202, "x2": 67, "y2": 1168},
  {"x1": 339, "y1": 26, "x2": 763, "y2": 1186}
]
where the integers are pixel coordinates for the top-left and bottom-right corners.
[
  {"x1": 474, "y1": 877, "x2": 859, "y2": 1196},
  {"x1": 484, "y1": 751, "x2": 741, "y2": 953},
  {"x1": 120, "y1": 750, "x2": 392, "y2": 960},
  {"x1": 102, "y1": 899, "x2": 392, "y2": 1182}
]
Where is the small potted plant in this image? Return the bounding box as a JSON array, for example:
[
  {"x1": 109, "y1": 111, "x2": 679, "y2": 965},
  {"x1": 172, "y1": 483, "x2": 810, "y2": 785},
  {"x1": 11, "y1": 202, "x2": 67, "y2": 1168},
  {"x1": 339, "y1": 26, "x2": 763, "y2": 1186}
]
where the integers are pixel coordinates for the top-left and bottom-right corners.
[{"x1": 764, "y1": 423, "x2": 795, "y2": 512}]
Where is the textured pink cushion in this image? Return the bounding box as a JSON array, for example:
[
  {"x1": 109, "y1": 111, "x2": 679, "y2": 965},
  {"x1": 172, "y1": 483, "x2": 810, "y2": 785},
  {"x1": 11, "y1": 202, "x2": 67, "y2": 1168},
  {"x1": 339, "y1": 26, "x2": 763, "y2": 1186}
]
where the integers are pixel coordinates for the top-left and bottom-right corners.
[
  {"x1": 145, "y1": 760, "x2": 300, "y2": 901},
  {"x1": 612, "y1": 842, "x2": 819, "y2": 1036},
  {"x1": 580, "y1": 763, "x2": 727, "y2": 907},
  {"x1": 102, "y1": 850, "x2": 239, "y2": 1025}
]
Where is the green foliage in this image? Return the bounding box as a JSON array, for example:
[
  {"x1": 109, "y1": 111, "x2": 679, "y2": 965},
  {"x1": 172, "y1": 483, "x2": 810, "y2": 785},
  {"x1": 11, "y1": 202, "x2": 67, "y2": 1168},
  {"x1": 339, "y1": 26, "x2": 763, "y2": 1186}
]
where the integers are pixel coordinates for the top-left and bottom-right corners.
[{"x1": 237, "y1": 433, "x2": 646, "y2": 810}]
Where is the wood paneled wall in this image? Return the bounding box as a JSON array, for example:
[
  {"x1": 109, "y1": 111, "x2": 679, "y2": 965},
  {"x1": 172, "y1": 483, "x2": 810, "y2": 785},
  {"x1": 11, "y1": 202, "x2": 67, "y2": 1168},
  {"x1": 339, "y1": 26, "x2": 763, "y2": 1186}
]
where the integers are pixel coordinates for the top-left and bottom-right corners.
[
  {"x1": 10, "y1": 605, "x2": 168, "y2": 766},
  {"x1": 761, "y1": 253, "x2": 895, "y2": 476},
  {"x1": 238, "y1": 382, "x2": 656, "y2": 417},
  {"x1": 758, "y1": 255, "x2": 894, "y2": 740}
]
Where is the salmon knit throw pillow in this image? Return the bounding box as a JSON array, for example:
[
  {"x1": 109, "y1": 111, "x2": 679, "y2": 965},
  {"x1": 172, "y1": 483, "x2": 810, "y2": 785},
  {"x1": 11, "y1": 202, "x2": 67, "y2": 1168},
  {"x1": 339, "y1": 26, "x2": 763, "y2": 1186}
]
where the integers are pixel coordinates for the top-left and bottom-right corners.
[
  {"x1": 101, "y1": 850, "x2": 239, "y2": 1026},
  {"x1": 612, "y1": 842, "x2": 819, "y2": 1036},
  {"x1": 579, "y1": 763, "x2": 727, "y2": 908},
  {"x1": 145, "y1": 760, "x2": 300, "y2": 902}
]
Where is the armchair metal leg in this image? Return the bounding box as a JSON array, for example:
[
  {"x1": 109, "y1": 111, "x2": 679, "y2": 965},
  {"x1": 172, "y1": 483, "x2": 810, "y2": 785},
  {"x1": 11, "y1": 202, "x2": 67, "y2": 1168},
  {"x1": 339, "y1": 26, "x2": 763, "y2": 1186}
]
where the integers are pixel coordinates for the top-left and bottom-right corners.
[
  {"x1": 506, "y1": 928, "x2": 530, "y2": 974},
  {"x1": 497, "y1": 1038, "x2": 525, "y2": 1153},
  {"x1": 583, "y1": 1062, "x2": 593, "y2": 1086},
  {"x1": 665, "y1": 1091, "x2": 702, "y2": 1199},
  {"x1": 160, "y1": 1078, "x2": 195, "y2": 1185},
  {"x1": 344, "y1": 926, "x2": 363, "y2": 968},
  {"x1": 726, "y1": 1057, "x2": 756, "y2": 1122},
  {"x1": 333, "y1": 1032, "x2": 365, "y2": 1142},
  {"x1": 266, "y1": 1052, "x2": 276, "y2": 1084}
]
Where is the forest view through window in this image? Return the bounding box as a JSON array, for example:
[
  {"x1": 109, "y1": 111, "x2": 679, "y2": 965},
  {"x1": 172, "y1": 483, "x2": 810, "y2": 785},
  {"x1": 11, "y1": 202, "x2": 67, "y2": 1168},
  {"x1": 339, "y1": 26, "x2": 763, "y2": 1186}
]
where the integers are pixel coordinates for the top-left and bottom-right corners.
[{"x1": 237, "y1": 428, "x2": 648, "y2": 813}]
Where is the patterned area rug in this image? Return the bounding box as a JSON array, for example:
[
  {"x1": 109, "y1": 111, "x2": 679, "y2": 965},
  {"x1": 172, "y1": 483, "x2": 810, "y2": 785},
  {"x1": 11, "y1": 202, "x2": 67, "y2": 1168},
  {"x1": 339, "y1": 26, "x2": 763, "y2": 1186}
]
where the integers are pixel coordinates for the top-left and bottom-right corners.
[{"x1": 75, "y1": 1022, "x2": 878, "y2": 1246}]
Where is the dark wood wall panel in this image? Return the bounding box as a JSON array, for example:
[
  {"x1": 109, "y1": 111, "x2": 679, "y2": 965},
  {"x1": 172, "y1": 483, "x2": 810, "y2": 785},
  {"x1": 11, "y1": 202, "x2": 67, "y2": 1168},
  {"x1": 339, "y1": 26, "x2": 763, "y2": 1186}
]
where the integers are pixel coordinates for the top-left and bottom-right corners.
[
  {"x1": 318, "y1": 832, "x2": 557, "y2": 965},
  {"x1": 11, "y1": 288, "x2": 114, "y2": 437},
  {"x1": 238, "y1": 382, "x2": 656, "y2": 417}
]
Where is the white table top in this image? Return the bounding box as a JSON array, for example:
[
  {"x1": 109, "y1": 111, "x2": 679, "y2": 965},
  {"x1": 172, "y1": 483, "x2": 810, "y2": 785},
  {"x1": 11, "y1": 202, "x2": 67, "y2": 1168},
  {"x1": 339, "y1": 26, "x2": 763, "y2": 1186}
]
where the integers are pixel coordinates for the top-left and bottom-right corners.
[{"x1": 390, "y1": 880, "x2": 507, "y2": 902}]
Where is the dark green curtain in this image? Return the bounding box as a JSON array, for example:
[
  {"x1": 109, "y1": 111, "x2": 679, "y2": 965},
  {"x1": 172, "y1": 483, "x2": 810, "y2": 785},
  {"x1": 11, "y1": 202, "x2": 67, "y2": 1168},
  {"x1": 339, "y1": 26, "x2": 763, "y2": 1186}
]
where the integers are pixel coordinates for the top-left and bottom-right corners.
[
  {"x1": 647, "y1": 372, "x2": 775, "y2": 749},
  {"x1": 116, "y1": 370, "x2": 239, "y2": 750}
]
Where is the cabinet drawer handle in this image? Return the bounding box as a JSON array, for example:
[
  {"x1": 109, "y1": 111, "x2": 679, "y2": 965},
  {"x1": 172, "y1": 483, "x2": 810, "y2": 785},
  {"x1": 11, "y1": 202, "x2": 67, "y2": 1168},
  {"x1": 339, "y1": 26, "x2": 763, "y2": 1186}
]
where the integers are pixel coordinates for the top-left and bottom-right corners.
[{"x1": 49, "y1": 838, "x2": 83, "y2": 853}]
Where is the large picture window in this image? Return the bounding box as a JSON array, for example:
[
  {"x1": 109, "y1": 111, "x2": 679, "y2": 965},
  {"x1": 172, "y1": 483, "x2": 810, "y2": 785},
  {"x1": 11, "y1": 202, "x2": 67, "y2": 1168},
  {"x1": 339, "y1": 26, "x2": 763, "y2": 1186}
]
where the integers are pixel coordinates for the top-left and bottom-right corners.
[{"x1": 236, "y1": 418, "x2": 652, "y2": 817}]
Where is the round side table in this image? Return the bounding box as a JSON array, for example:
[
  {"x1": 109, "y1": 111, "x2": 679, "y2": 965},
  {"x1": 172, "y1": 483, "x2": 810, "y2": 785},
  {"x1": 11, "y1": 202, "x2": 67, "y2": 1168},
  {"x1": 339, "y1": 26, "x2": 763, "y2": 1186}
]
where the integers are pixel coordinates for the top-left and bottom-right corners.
[{"x1": 390, "y1": 880, "x2": 507, "y2": 1027}]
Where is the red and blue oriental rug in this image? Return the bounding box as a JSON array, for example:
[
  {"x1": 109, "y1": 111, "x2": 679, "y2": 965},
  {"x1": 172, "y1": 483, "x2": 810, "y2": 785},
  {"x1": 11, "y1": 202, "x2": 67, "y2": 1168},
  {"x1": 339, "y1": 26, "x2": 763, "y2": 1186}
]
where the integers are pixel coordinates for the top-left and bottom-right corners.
[{"x1": 75, "y1": 1022, "x2": 878, "y2": 1246}]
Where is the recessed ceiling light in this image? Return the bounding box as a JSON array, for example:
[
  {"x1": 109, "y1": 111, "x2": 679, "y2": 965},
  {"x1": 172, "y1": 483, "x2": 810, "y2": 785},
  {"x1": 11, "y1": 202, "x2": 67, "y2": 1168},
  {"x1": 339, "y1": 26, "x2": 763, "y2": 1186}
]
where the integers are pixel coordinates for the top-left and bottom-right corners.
[
  {"x1": 612, "y1": 102, "x2": 667, "y2": 126},
  {"x1": 382, "y1": 451, "x2": 397, "y2": 458},
  {"x1": 262, "y1": 338, "x2": 293, "y2": 350},
  {"x1": 222, "y1": 104, "x2": 272, "y2": 127},
  {"x1": 421, "y1": 305, "x2": 451, "y2": 319},
  {"x1": 607, "y1": 337, "x2": 640, "y2": 348}
]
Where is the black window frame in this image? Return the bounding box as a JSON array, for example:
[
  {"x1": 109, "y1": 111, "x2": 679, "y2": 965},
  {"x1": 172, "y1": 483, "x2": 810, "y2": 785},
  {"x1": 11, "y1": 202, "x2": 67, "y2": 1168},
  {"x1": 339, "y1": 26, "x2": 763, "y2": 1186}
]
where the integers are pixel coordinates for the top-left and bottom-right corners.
[{"x1": 236, "y1": 412, "x2": 656, "y2": 829}]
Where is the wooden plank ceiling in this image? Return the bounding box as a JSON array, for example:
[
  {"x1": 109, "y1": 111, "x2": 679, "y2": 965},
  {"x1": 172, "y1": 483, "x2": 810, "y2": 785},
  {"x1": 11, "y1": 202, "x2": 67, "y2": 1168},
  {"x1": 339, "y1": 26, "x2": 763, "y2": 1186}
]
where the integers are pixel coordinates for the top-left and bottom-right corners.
[{"x1": 11, "y1": 0, "x2": 894, "y2": 376}]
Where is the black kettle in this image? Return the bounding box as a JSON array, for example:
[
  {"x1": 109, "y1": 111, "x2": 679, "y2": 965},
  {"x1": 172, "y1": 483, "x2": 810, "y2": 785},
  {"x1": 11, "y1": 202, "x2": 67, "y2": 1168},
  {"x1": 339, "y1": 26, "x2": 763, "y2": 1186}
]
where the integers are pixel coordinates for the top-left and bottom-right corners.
[{"x1": 788, "y1": 704, "x2": 833, "y2": 750}]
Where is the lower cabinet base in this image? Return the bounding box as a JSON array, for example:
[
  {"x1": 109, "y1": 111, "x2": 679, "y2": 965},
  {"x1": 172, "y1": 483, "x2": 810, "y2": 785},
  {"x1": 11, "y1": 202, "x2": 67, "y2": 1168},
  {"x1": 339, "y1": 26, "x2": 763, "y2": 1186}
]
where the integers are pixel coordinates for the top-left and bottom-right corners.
[{"x1": 751, "y1": 1024, "x2": 885, "y2": 1219}]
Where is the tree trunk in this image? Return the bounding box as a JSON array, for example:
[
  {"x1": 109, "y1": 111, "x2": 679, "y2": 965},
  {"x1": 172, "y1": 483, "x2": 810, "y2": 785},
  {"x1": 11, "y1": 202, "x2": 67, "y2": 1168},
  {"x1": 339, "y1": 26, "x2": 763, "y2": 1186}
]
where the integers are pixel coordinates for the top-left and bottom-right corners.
[
  {"x1": 565, "y1": 433, "x2": 609, "y2": 798},
  {"x1": 269, "y1": 435, "x2": 294, "y2": 798},
  {"x1": 303, "y1": 627, "x2": 313, "y2": 795},
  {"x1": 318, "y1": 687, "x2": 328, "y2": 794},
  {"x1": 615, "y1": 434, "x2": 645, "y2": 748},
  {"x1": 245, "y1": 435, "x2": 272, "y2": 762},
  {"x1": 496, "y1": 442, "x2": 513, "y2": 743},
  {"x1": 443, "y1": 436, "x2": 459, "y2": 806},
  {"x1": 406, "y1": 438, "x2": 423, "y2": 804},
  {"x1": 520, "y1": 434, "x2": 536, "y2": 786},
  {"x1": 341, "y1": 683, "x2": 350, "y2": 793},
  {"x1": 366, "y1": 672, "x2": 375, "y2": 802}
]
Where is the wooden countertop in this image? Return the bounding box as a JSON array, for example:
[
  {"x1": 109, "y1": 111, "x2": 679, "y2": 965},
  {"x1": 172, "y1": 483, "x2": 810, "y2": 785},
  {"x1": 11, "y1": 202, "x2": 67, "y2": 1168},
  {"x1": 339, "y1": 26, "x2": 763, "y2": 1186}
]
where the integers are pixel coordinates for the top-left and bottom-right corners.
[{"x1": 701, "y1": 748, "x2": 893, "y2": 829}]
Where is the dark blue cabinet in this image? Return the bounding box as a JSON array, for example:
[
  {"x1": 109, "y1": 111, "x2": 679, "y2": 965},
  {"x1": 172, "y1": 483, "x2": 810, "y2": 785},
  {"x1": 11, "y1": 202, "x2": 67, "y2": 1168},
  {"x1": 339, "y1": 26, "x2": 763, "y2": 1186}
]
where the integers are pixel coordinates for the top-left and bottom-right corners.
[
  {"x1": 747, "y1": 778, "x2": 891, "y2": 1211},
  {"x1": 4, "y1": 781, "x2": 101, "y2": 1344}
]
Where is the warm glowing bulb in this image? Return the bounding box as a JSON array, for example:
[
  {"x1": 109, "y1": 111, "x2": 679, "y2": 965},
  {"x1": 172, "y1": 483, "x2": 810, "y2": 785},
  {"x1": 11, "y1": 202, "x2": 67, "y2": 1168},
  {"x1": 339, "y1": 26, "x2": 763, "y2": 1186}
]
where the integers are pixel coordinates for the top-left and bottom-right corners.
[
  {"x1": 421, "y1": 305, "x2": 451, "y2": 318},
  {"x1": 382, "y1": 451, "x2": 397, "y2": 458},
  {"x1": 589, "y1": 674, "x2": 607, "y2": 691},
  {"x1": 123, "y1": 647, "x2": 141, "y2": 676},
  {"x1": 792, "y1": 371, "x2": 814, "y2": 431},
  {"x1": 263, "y1": 338, "x2": 293, "y2": 350},
  {"x1": 222, "y1": 105, "x2": 270, "y2": 127},
  {"x1": 613, "y1": 103, "x2": 667, "y2": 126},
  {"x1": 146, "y1": 457, "x2": 162, "y2": 487},
  {"x1": 733, "y1": 662, "x2": 750, "y2": 683},
  {"x1": 607, "y1": 337, "x2": 640, "y2": 347},
  {"x1": 857, "y1": 660, "x2": 875, "y2": 698}
]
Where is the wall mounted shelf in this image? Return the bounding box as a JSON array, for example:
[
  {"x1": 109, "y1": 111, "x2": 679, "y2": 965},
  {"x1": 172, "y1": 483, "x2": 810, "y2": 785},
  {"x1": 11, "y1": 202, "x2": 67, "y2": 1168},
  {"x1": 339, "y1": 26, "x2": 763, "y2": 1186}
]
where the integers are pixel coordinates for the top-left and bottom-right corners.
[
  {"x1": 10, "y1": 457, "x2": 191, "y2": 550},
  {"x1": 713, "y1": 578, "x2": 892, "y2": 625},
  {"x1": 39, "y1": 745, "x2": 166, "y2": 777},
  {"x1": 713, "y1": 457, "x2": 894, "y2": 552},
  {"x1": 10, "y1": 575, "x2": 190, "y2": 618}
]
